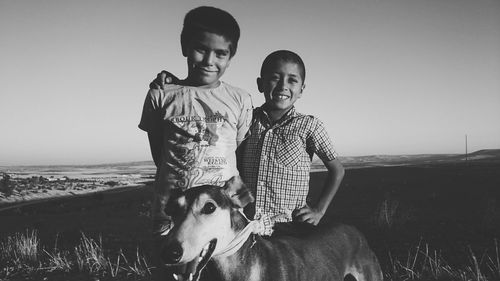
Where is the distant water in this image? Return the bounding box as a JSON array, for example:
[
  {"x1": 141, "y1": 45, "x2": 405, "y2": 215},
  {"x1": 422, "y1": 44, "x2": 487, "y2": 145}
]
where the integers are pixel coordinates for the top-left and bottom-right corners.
[
  {"x1": 1, "y1": 163, "x2": 156, "y2": 182},
  {"x1": 3, "y1": 150, "x2": 498, "y2": 180}
]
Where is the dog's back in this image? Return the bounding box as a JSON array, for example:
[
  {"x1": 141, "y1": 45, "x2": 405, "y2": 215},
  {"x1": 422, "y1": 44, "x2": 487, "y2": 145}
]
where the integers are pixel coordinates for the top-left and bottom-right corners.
[{"x1": 244, "y1": 224, "x2": 382, "y2": 281}]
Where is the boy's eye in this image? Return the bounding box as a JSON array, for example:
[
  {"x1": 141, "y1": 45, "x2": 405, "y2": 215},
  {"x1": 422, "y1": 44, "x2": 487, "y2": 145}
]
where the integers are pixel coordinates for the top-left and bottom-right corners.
[
  {"x1": 194, "y1": 47, "x2": 206, "y2": 54},
  {"x1": 201, "y1": 202, "x2": 216, "y2": 214},
  {"x1": 216, "y1": 50, "x2": 229, "y2": 58},
  {"x1": 288, "y1": 78, "x2": 298, "y2": 84}
]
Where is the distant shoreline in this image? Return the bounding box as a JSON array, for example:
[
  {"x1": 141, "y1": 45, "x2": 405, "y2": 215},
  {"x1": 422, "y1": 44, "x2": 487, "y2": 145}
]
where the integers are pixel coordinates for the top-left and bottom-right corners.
[
  {"x1": 0, "y1": 182, "x2": 149, "y2": 212},
  {"x1": 2, "y1": 149, "x2": 499, "y2": 210},
  {"x1": 3, "y1": 149, "x2": 500, "y2": 168}
]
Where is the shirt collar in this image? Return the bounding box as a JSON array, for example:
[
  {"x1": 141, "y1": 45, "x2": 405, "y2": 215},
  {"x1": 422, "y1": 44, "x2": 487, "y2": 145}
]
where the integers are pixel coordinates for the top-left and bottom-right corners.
[{"x1": 256, "y1": 105, "x2": 297, "y2": 128}]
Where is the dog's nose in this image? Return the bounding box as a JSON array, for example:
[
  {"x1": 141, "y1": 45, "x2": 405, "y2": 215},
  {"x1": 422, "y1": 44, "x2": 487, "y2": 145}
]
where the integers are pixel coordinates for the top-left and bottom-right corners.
[{"x1": 161, "y1": 242, "x2": 183, "y2": 264}]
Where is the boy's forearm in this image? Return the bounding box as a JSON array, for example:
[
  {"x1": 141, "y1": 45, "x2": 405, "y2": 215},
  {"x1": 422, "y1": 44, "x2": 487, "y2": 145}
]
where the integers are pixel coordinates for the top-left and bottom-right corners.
[{"x1": 314, "y1": 160, "x2": 345, "y2": 214}]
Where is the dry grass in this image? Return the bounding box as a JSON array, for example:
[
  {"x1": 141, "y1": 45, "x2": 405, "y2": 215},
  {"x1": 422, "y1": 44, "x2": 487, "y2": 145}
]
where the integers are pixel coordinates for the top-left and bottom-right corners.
[
  {"x1": 386, "y1": 239, "x2": 500, "y2": 281},
  {"x1": 1, "y1": 229, "x2": 500, "y2": 281},
  {"x1": 0, "y1": 230, "x2": 40, "y2": 268},
  {"x1": 0, "y1": 230, "x2": 152, "y2": 280}
]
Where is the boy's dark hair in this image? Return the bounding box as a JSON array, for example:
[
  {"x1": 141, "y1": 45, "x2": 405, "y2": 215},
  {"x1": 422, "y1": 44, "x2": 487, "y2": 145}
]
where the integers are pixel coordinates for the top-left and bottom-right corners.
[
  {"x1": 260, "y1": 50, "x2": 306, "y2": 82},
  {"x1": 181, "y1": 6, "x2": 240, "y2": 58}
]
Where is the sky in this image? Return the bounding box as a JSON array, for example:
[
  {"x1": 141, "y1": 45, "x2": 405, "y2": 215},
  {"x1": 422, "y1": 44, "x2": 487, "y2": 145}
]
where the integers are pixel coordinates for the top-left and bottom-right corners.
[{"x1": 0, "y1": 0, "x2": 499, "y2": 165}]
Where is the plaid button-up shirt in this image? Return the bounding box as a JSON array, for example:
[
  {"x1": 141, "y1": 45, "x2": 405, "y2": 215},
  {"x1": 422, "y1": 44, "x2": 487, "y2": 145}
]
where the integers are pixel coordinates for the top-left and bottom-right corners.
[{"x1": 239, "y1": 106, "x2": 337, "y2": 234}]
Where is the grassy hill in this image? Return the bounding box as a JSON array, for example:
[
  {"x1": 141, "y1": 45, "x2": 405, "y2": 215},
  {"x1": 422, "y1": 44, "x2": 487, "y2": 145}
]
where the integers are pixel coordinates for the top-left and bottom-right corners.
[{"x1": 311, "y1": 149, "x2": 500, "y2": 170}]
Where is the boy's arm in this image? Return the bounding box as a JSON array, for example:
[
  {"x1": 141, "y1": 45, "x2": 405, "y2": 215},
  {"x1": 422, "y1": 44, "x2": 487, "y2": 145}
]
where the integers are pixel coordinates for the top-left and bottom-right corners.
[
  {"x1": 147, "y1": 131, "x2": 163, "y2": 169},
  {"x1": 139, "y1": 90, "x2": 164, "y2": 169},
  {"x1": 142, "y1": 70, "x2": 178, "y2": 169},
  {"x1": 293, "y1": 158, "x2": 345, "y2": 225},
  {"x1": 236, "y1": 95, "x2": 253, "y2": 147}
]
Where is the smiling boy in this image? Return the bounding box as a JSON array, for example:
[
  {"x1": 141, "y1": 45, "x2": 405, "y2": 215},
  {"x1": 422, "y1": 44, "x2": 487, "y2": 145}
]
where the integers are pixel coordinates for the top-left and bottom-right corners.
[
  {"x1": 139, "y1": 6, "x2": 253, "y2": 238},
  {"x1": 239, "y1": 50, "x2": 345, "y2": 235}
]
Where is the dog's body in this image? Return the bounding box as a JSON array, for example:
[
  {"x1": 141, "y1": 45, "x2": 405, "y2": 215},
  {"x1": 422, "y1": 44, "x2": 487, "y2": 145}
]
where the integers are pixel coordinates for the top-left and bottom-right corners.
[
  {"x1": 212, "y1": 224, "x2": 382, "y2": 281},
  {"x1": 160, "y1": 178, "x2": 383, "y2": 281}
]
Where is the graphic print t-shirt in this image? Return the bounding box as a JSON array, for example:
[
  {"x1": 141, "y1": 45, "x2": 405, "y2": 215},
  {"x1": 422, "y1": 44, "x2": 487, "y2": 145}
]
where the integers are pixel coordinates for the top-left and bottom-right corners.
[{"x1": 139, "y1": 82, "x2": 253, "y2": 190}]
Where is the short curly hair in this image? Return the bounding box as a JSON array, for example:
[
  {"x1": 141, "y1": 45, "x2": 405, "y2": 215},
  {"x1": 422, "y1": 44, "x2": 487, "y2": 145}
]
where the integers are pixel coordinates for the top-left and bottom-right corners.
[{"x1": 181, "y1": 6, "x2": 240, "y2": 58}]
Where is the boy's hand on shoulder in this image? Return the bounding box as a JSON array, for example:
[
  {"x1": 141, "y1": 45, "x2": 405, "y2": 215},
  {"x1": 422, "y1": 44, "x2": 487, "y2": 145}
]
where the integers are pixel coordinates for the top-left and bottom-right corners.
[
  {"x1": 292, "y1": 205, "x2": 324, "y2": 226},
  {"x1": 149, "y1": 70, "x2": 180, "y2": 90}
]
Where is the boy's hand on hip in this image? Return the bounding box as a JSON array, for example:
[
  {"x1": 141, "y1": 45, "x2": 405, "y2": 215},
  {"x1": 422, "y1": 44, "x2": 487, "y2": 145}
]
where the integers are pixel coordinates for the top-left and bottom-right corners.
[
  {"x1": 149, "y1": 70, "x2": 180, "y2": 90},
  {"x1": 292, "y1": 205, "x2": 324, "y2": 226}
]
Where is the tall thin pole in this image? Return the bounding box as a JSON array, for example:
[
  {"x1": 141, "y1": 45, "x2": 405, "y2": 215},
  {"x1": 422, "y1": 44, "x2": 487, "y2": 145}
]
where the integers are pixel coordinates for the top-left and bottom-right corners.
[{"x1": 465, "y1": 134, "x2": 468, "y2": 162}]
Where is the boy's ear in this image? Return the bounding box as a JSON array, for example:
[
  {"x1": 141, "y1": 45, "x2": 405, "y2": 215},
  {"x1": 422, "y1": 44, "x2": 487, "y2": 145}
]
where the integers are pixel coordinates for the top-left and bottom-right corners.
[
  {"x1": 223, "y1": 176, "x2": 254, "y2": 208},
  {"x1": 298, "y1": 83, "x2": 305, "y2": 98},
  {"x1": 256, "y1": 77, "x2": 264, "y2": 93}
]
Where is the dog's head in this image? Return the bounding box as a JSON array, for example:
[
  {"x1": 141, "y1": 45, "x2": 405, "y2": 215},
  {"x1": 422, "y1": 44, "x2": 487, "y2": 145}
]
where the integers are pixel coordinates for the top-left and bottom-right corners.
[{"x1": 160, "y1": 176, "x2": 254, "y2": 280}]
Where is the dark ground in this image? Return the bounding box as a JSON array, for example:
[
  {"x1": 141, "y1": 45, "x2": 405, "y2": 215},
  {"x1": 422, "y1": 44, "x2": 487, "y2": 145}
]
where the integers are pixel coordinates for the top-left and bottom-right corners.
[
  {"x1": 1, "y1": 160, "x2": 500, "y2": 276},
  {"x1": 314, "y1": 161, "x2": 500, "y2": 267}
]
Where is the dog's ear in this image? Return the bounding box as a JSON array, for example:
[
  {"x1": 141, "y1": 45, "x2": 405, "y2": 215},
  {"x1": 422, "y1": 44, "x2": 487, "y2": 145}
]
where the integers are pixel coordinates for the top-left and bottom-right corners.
[{"x1": 223, "y1": 176, "x2": 254, "y2": 208}]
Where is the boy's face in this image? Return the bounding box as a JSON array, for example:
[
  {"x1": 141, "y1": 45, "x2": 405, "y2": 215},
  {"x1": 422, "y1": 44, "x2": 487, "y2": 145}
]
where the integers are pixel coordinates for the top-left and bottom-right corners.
[
  {"x1": 258, "y1": 60, "x2": 304, "y2": 114},
  {"x1": 185, "y1": 31, "x2": 232, "y2": 88}
]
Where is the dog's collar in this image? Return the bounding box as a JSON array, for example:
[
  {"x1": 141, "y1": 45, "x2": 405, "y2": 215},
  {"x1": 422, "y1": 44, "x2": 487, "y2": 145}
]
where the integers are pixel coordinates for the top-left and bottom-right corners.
[{"x1": 214, "y1": 210, "x2": 261, "y2": 258}]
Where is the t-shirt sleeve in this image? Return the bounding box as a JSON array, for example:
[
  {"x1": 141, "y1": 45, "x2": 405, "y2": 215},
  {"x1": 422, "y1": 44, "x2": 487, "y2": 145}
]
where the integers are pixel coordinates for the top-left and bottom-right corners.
[
  {"x1": 236, "y1": 93, "x2": 254, "y2": 142},
  {"x1": 307, "y1": 117, "x2": 338, "y2": 161},
  {"x1": 138, "y1": 90, "x2": 160, "y2": 133}
]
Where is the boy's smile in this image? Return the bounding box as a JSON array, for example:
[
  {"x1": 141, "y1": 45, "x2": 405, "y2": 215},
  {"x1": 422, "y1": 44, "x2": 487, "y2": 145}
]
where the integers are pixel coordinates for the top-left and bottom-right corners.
[
  {"x1": 184, "y1": 31, "x2": 232, "y2": 88},
  {"x1": 258, "y1": 60, "x2": 304, "y2": 120}
]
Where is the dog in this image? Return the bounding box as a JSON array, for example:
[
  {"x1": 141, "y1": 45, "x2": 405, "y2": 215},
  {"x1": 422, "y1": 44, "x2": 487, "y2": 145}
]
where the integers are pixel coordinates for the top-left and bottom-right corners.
[{"x1": 159, "y1": 176, "x2": 383, "y2": 281}]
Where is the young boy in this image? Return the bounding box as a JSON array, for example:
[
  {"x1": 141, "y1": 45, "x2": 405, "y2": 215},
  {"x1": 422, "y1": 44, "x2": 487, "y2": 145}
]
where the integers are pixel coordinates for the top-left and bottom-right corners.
[
  {"x1": 139, "y1": 6, "x2": 253, "y2": 237},
  {"x1": 238, "y1": 50, "x2": 345, "y2": 236}
]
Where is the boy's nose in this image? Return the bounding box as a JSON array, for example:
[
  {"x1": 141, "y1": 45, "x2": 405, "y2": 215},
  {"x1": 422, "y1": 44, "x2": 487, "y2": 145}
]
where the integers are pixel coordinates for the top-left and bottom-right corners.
[
  {"x1": 203, "y1": 52, "x2": 215, "y2": 65},
  {"x1": 277, "y1": 78, "x2": 287, "y2": 89}
]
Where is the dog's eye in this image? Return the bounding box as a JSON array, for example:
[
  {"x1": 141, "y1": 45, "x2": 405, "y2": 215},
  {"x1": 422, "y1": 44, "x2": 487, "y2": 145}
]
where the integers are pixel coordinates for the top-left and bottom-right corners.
[{"x1": 201, "y1": 202, "x2": 216, "y2": 214}]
